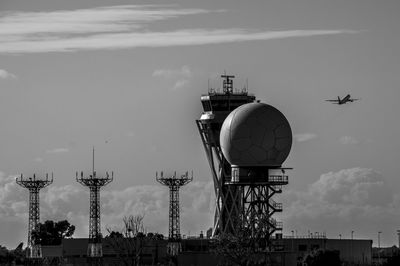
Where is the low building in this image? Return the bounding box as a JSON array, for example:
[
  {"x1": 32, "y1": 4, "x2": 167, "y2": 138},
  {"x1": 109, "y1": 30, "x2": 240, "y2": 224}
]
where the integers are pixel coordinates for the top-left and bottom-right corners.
[
  {"x1": 42, "y1": 238, "x2": 168, "y2": 265},
  {"x1": 40, "y1": 236, "x2": 373, "y2": 265},
  {"x1": 277, "y1": 237, "x2": 372, "y2": 266},
  {"x1": 372, "y1": 246, "x2": 399, "y2": 265},
  {"x1": 178, "y1": 236, "x2": 372, "y2": 266}
]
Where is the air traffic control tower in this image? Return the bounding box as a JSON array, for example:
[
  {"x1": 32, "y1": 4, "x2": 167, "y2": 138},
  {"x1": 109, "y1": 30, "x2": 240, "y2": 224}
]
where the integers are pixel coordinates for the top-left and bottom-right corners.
[{"x1": 196, "y1": 74, "x2": 256, "y2": 237}]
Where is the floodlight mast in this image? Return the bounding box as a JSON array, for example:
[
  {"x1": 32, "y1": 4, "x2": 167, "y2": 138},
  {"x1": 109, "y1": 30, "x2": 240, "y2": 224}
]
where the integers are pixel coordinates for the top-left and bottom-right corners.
[
  {"x1": 156, "y1": 171, "x2": 193, "y2": 256},
  {"x1": 16, "y1": 173, "x2": 53, "y2": 259},
  {"x1": 76, "y1": 148, "x2": 113, "y2": 259}
]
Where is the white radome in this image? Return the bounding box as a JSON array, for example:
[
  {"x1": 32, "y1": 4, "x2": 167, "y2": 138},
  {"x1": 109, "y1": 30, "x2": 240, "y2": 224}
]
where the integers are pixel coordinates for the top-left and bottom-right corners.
[{"x1": 220, "y1": 102, "x2": 292, "y2": 167}]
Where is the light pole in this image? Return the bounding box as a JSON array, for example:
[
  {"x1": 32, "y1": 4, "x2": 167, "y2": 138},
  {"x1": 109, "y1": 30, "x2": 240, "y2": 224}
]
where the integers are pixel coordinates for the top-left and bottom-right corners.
[
  {"x1": 291, "y1": 230, "x2": 294, "y2": 252},
  {"x1": 378, "y1": 231, "x2": 382, "y2": 265},
  {"x1": 351, "y1": 231, "x2": 354, "y2": 264},
  {"x1": 378, "y1": 231, "x2": 381, "y2": 248}
]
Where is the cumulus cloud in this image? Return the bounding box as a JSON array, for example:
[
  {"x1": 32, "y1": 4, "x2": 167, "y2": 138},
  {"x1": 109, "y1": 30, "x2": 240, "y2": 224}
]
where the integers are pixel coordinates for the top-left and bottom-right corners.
[
  {"x1": 45, "y1": 148, "x2": 69, "y2": 154},
  {"x1": 0, "y1": 69, "x2": 16, "y2": 79},
  {"x1": 101, "y1": 181, "x2": 214, "y2": 235},
  {"x1": 293, "y1": 133, "x2": 317, "y2": 143},
  {"x1": 0, "y1": 171, "x2": 213, "y2": 248},
  {"x1": 309, "y1": 168, "x2": 390, "y2": 206},
  {"x1": 281, "y1": 168, "x2": 399, "y2": 244},
  {"x1": 0, "y1": 5, "x2": 357, "y2": 54}
]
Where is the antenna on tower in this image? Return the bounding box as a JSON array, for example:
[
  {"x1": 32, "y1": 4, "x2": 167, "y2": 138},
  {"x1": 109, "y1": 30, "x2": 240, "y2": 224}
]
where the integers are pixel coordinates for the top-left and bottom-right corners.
[
  {"x1": 16, "y1": 173, "x2": 53, "y2": 259},
  {"x1": 156, "y1": 170, "x2": 193, "y2": 256},
  {"x1": 76, "y1": 149, "x2": 113, "y2": 260},
  {"x1": 221, "y1": 73, "x2": 235, "y2": 94}
]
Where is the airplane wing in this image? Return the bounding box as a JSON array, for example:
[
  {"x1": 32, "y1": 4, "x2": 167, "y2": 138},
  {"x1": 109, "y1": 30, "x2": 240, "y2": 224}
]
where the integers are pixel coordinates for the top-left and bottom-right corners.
[
  {"x1": 348, "y1": 98, "x2": 360, "y2": 102},
  {"x1": 325, "y1": 99, "x2": 341, "y2": 104}
]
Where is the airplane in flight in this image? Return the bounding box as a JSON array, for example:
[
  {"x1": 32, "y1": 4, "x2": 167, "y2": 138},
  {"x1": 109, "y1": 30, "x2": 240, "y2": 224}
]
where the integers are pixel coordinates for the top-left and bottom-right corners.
[{"x1": 325, "y1": 94, "x2": 360, "y2": 105}]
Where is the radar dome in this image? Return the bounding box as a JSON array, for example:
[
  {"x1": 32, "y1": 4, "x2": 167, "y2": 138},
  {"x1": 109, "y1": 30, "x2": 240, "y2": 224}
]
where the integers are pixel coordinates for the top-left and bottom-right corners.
[{"x1": 220, "y1": 102, "x2": 292, "y2": 167}]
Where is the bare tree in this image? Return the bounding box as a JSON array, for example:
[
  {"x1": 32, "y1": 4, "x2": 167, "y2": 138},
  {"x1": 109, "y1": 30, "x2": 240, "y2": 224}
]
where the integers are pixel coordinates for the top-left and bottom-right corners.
[
  {"x1": 122, "y1": 215, "x2": 146, "y2": 238},
  {"x1": 105, "y1": 214, "x2": 146, "y2": 266},
  {"x1": 212, "y1": 215, "x2": 271, "y2": 266}
]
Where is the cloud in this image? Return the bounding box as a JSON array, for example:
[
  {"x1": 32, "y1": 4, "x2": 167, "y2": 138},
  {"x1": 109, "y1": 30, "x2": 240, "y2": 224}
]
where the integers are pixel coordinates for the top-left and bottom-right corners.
[
  {"x1": 153, "y1": 65, "x2": 192, "y2": 90},
  {"x1": 0, "y1": 5, "x2": 357, "y2": 54},
  {"x1": 308, "y1": 168, "x2": 390, "y2": 206},
  {"x1": 152, "y1": 65, "x2": 192, "y2": 79},
  {"x1": 172, "y1": 79, "x2": 189, "y2": 90},
  {"x1": 0, "y1": 69, "x2": 16, "y2": 79},
  {"x1": 339, "y1": 136, "x2": 360, "y2": 145},
  {"x1": 45, "y1": 148, "x2": 69, "y2": 154},
  {"x1": 0, "y1": 5, "x2": 212, "y2": 35},
  {"x1": 294, "y1": 133, "x2": 317, "y2": 142},
  {"x1": 281, "y1": 168, "x2": 399, "y2": 244},
  {"x1": 33, "y1": 157, "x2": 43, "y2": 163}
]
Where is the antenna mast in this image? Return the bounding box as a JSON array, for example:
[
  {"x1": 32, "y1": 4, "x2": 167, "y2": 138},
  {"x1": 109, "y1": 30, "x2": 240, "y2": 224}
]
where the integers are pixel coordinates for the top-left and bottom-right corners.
[{"x1": 92, "y1": 146, "x2": 95, "y2": 174}]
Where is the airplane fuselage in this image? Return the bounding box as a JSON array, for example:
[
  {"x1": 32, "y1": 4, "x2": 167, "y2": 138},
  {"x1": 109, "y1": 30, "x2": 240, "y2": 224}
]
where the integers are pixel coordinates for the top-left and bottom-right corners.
[{"x1": 340, "y1": 94, "x2": 351, "y2": 104}]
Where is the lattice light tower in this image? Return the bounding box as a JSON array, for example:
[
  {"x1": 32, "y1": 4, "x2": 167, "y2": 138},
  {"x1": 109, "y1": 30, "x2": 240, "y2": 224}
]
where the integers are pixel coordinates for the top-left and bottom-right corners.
[
  {"x1": 16, "y1": 173, "x2": 53, "y2": 258},
  {"x1": 156, "y1": 171, "x2": 193, "y2": 255},
  {"x1": 76, "y1": 148, "x2": 113, "y2": 258},
  {"x1": 196, "y1": 74, "x2": 256, "y2": 237}
]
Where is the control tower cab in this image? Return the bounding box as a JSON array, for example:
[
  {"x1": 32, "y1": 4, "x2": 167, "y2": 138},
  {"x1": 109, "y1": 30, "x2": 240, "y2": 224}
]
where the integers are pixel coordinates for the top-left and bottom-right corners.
[{"x1": 199, "y1": 75, "x2": 256, "y2": 148}]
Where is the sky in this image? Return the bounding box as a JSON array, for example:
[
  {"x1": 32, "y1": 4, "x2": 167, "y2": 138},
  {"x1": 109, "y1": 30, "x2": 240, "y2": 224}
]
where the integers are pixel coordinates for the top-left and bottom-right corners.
[{"x1": 1, "y1": 0, "x2": 400, "y2": 249}]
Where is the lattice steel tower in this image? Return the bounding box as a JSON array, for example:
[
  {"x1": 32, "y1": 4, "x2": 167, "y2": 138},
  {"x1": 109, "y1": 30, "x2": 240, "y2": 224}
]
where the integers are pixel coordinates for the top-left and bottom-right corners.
[
  {"x1": 16, "y1": 173, "x2": 53, "y2": 258},
  {"x1": 228, "y1": 168, "x2": 289, "y2": 247},
  {"x1": 76, "y1": 148, "x2": 113, "y2": 258},
  {"x1": 156, "y1": 171, "x2": 193, "y2": 255},
  {"x1": 196, "y1": 74, "x2": 256, "y2": 237}
]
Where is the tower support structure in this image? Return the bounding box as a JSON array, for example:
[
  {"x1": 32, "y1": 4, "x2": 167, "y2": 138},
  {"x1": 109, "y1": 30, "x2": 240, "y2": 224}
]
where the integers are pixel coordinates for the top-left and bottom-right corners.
[
  {"x1": 197, "y1": 74, "x2": 256, "y2": 237},
  {"x1": 16, "y1": 173, "x2": 53, "y2": 258},
  {"x1": 156, "y1": 171, "x2": 193, "y2": 255},
  {"x1": 76, "y1": 148, "x2": 113, "y2": 258},
  {"x1": 228, "y1": 167, "x2": 289, "y2": 248}
]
